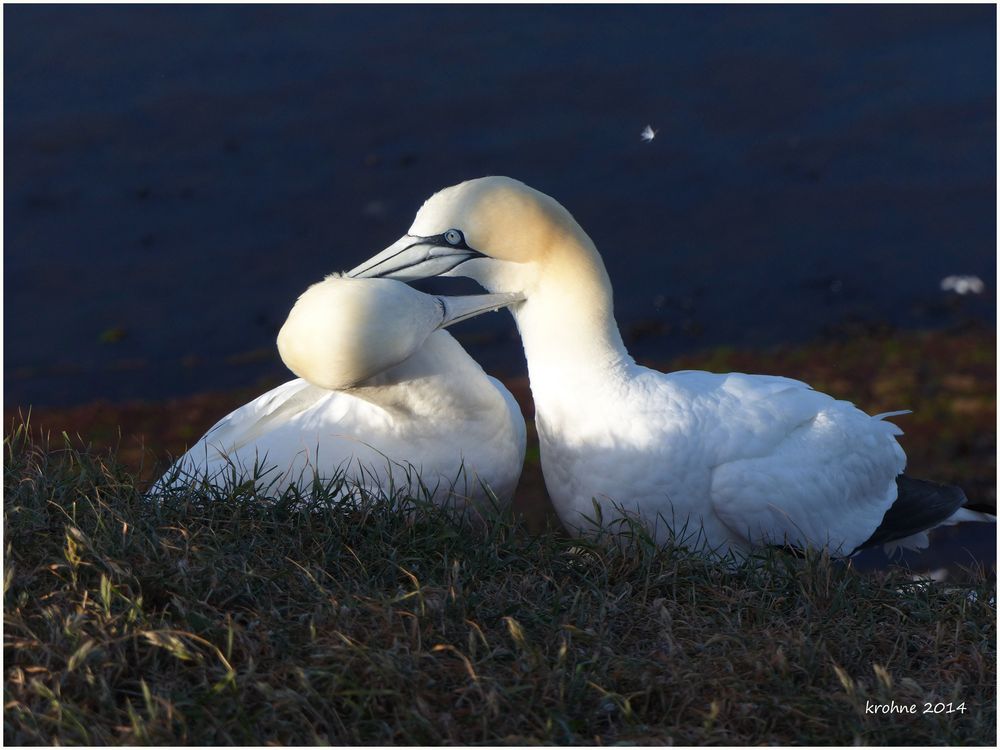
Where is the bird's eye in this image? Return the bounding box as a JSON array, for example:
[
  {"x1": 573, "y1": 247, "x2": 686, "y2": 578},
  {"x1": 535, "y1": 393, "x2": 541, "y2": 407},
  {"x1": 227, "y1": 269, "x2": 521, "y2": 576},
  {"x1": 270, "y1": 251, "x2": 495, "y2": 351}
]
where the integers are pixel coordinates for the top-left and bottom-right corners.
[{"x1": 444, "y1": 229, "x2": 462, "y2": 245}]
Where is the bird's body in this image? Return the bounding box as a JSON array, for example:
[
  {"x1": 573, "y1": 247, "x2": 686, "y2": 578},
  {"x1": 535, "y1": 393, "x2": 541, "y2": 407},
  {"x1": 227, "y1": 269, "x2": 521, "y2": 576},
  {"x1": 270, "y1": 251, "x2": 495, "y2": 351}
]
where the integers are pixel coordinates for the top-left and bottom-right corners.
[
  {"x1": 349, "y1": 176, "x2": 994, "y2": 556},
  {"x1": 489, "y1": 279, "x2": 910, "y2": 555},
  {"x1": 155, "y1": 277, "x2": 526, "y2": 513},
  {"x1": 532, "y1": 363, "x2": 918, "y2": 554}
]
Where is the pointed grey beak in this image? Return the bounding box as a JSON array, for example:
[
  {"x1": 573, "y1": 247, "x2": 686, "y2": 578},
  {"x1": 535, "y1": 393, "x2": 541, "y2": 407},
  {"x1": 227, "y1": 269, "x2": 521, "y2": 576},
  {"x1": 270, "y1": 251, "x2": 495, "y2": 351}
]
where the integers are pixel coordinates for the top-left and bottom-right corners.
[
  {"x1": 348, "y1": 235, "x2": 485, "y2": 280},
  {"x1": 436, "y1": 292, "x2": 523, "y2": 329}
]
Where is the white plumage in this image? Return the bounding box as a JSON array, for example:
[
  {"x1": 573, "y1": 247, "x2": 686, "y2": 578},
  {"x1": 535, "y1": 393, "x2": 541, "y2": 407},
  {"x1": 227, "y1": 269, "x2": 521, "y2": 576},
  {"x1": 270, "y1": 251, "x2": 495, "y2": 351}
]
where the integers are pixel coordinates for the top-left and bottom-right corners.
[
  {"x1": 528, "y1": 367, "x2": 907, "y2": 555},
  {"x1": 154, "y1": 276, "x2": 526, "y2": 514},
  {"x1": 349, "y1": 176, "x2": 994, "y2": 556}
]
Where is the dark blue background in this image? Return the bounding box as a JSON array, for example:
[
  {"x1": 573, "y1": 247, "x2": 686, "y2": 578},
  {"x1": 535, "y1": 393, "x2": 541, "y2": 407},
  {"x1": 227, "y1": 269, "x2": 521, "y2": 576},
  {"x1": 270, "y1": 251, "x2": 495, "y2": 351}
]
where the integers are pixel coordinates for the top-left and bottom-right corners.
[{"x1": 5, "y1": 4, "x2": 996, "y2": 408}]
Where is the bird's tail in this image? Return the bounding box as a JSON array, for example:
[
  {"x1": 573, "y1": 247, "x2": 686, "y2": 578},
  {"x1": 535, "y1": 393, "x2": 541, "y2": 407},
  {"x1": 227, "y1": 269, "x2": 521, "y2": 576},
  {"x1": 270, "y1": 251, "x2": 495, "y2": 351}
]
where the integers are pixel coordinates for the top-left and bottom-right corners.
[{"x1": 855, "y1": 475, "x2": 995, "y2": 555}]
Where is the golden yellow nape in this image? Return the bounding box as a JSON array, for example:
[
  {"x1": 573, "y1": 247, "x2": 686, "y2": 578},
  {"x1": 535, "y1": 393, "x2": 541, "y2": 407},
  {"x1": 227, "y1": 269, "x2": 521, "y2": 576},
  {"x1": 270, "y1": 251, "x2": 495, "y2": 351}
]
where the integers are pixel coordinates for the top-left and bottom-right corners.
[{"x1": 278, "y1": 276, "x2": 443, "y2": 391}]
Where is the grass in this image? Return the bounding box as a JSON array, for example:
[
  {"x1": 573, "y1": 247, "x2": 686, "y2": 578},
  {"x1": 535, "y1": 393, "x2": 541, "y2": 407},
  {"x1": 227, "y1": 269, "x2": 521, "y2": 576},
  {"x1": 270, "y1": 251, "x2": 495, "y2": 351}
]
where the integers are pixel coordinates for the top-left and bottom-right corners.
[{"x1": 4, "y1": 423, "x2": 996, "y2": 745}]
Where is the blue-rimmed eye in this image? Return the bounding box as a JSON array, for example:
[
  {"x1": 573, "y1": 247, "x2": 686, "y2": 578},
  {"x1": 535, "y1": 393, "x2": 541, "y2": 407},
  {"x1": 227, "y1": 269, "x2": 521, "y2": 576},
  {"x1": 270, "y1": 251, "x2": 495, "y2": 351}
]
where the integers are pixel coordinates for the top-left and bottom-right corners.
[{"x1": 444, "y1": 229, "x2": 462, "y2": 245}]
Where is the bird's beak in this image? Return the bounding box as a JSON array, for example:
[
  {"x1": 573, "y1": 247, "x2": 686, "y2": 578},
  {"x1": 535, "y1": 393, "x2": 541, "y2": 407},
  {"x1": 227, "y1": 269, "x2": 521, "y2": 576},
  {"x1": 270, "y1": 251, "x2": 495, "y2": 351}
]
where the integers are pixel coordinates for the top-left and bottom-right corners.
[
  {"x1": 436, "y1": 292, "x2": 524, "y2": 329},
  {"x1": 347, "y1": 235, "x2": 485, "y2": 280}
]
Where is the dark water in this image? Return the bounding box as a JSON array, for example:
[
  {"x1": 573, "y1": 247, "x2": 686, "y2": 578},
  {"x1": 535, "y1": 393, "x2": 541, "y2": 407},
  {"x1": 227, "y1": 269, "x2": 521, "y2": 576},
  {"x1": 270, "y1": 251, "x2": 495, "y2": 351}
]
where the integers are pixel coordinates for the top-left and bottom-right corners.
[{"x1": 4, "y1": 4, "x2": 995, "y2": 408}]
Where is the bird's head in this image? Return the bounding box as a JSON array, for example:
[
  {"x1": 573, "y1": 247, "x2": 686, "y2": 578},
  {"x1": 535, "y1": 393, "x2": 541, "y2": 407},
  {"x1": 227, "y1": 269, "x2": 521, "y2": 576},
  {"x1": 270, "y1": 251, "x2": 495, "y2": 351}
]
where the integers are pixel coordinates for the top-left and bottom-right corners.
[
  {"x1": 348, "y1": 176, "x2": 607, "y2": 302},
  {"x1": 277, "y1": 275, "x2": 520, "y2": 390}
]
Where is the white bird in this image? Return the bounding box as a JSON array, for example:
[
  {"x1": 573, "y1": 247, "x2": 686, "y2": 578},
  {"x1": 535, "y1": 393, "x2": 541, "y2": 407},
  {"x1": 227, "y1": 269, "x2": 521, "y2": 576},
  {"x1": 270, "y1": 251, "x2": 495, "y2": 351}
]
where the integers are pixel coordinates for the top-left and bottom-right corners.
[
  {"x1": 154, "y1": 276, "x2": 526, "y2": 515},
  {"x1": 348, "y1": 177, "x2": 995, "y2": 557},
  {"x1": 640, "y1": 124, "x2": 657, "y2": 143}
]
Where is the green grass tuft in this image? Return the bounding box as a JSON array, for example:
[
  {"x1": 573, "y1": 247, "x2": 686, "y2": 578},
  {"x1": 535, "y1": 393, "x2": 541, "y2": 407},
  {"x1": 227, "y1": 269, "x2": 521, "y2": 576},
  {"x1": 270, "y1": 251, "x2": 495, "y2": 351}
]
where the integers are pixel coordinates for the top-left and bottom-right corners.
[{"x1": 5, "y1": 423, "x2": 996, "y2": 744}]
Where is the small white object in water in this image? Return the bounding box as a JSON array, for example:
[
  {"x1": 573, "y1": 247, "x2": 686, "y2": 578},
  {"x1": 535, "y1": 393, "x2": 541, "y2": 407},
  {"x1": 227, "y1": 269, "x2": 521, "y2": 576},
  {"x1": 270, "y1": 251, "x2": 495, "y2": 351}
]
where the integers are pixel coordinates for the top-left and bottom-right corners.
[
  {"x1": 940, "y1": 275, "x2": 984, "y2": 295},
  {"x1": 640, "y1": 124, "x2": 657, "y2": 143}
]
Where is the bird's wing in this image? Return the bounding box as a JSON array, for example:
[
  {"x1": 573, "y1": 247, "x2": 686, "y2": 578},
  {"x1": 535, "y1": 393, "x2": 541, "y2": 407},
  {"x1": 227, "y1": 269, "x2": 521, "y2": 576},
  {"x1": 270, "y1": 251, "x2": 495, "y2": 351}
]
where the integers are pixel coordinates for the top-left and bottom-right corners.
[
  {"x1": 697, "y1": 372, "x2": 907, "y2": 555},
  {"x1": 198, "y1": 378, "x2": 330, "y2": 454},
  {"x1": 159, "y1": 378, "x2": 344, "y2": 489}
]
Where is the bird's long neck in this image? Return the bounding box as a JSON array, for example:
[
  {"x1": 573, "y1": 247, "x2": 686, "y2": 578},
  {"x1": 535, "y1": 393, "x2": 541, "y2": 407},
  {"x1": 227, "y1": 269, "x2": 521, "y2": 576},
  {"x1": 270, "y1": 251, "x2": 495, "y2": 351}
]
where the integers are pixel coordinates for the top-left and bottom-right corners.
[{"x1": 510, "y1": 229, "x2": 634, "y2": 409}]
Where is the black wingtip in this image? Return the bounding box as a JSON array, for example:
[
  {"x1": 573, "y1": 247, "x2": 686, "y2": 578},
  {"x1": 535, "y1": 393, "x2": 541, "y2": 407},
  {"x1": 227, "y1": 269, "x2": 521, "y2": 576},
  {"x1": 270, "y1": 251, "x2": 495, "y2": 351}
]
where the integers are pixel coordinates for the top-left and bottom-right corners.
[{"x1": 854, "y1": 475, "x2": 969, "y2": 553}]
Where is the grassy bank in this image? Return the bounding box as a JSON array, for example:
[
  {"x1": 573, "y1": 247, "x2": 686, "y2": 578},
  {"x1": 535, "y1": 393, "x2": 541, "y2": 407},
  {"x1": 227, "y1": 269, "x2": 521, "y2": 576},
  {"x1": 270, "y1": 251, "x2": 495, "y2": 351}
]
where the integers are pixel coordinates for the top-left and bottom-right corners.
[
  {"x1": 5, "y1": 328, "x2": 997, "y2": 743},
  {"x1": 4, "y1": 423, "x2": 996, "y2": 745}
]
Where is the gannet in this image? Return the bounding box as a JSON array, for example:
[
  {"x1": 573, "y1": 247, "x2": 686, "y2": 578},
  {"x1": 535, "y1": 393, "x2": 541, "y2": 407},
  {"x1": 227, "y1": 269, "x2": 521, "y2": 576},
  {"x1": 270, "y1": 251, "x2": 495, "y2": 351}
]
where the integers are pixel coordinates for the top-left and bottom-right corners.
[
  {"x1": 154, "y1": 276, "x2": 526, "y2": 514},
  {"x1": 348, "y1": 177, "x2": 995, "y2": 556}
]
